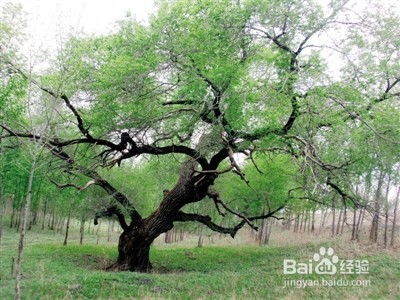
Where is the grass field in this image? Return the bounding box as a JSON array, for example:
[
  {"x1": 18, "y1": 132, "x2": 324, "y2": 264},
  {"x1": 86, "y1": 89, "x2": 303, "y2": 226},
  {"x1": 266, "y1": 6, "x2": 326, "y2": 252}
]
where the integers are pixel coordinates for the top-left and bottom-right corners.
[{"x1": 1, "y1": 227, "x2": 400, "y2": 300}]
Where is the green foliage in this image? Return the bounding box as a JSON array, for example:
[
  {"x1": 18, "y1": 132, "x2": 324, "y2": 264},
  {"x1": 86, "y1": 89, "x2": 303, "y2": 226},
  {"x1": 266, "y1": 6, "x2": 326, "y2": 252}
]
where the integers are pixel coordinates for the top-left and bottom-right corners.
[
  {"x1": 216, "y1": 154, "x2": 298, "y2": 215},
  {"x1": 0, "y1": 0, "x2": 399, "y2": 230}
]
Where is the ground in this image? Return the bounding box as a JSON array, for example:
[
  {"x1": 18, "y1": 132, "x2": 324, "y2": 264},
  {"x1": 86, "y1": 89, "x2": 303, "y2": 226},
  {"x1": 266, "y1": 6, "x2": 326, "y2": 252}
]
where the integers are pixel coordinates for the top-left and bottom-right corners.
[{"x1": 1, "y1": 227, "x2": 399, "y2": 299}]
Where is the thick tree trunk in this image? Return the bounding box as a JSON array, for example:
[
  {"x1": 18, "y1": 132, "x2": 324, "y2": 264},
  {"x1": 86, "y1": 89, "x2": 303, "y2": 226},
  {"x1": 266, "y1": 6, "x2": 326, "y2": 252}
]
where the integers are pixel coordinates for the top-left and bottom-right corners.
[
  {"x1": 104, "y1": 158, "x2": 219, "y2": 273},
  {"x1": 108, "y1": 229, "x2": 153, "y2": 272}
]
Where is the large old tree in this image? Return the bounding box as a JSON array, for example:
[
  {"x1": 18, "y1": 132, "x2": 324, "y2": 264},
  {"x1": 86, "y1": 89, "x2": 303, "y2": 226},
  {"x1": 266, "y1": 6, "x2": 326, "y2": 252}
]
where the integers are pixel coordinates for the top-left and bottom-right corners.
[{"x1": 1, "y1": 0, "x2": 399, "y2": 271}]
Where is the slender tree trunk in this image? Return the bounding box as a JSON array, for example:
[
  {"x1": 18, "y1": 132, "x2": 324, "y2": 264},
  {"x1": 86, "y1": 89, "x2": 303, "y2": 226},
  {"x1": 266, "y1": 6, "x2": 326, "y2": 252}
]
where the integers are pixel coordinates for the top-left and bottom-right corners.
[
  {"x1": 384, "y1": 210, "x2": 389, "y2": 248},
  {"x1": 50, "y1": 209, "x2": 55, "y2": 230},
  {"x1": 356, "y1": 208, "x2": 366, "y2": 241},
  {"x1": 41, "y1": 199, "x2": 47, "y2": 231},
  {"x1": 32, "y1": 210, "x2": 38, "y2": 225},
  {"x1": 294, "y1": 214, "x2": 299, "y2": 233},
  {"x1": 265, "y1": 219, "x2": 273, "y2": 244},
  {"x1": 63, "y1": 212, "x2": 71, "y2": 246},
  {"x1": 370, "y1": 172, "x2": 384, "y2": 243},
  {"x1": 57, "y1": 217, "x2": 64, "y2": 234},
  {"x1": 319, "y1": 209, "x2": 326, "y2": 234},
  {"x1": 10, "y1": 205, "x2": 15, "y2": 228},
  {"x1": 341, "y1": 207, "x2": 346, "y2": 235},
  {"x1": 15, "y1": 159, "x2": 36, "y2": 300},
  {"x1": 259, "y1": 218, "x2": 266, "y2": 245},
  {"x1": 383, "y1": 177, "x2": 391, "y2": 248},
  {"x1": 16, "y1": 208, "x2": 21, "y2": 232},
  {"x1": 336, "y1": 209, "x2": 342, "y2": 235},
  {"x1": 0, "y1": 186, "x2": 4, "y2": 246},
  {"x1": 299, "y1": 212, "x2": 304, "y2": 232},
  {"x1": 197, "y1": 229, "x2": 203, "y2": 248},
  {"x1": 286, "y1": 212, "x2": 291, "y2": 230},
  {"x1": 96, "y1": 220, "x2": 101, "y2": 245},
  {"x1": 331, "y1": 198, "x2": 336, "y2": 237},
  {"x1": 311, "y1": 209, "x2": 315, "y2": 233},
  {"x1": 0, "y1": 139, "x2": 3, "y2": 244},
  {"x1": 351, "y1": 208, "x2": 357, "y2": 240},
  {"x1": 164, "y1": 230, "x2": 172, "y2": 243},
  {"x1": 79, "y1": 218, "x2": 85, "y2": 245},
  {"x1": 87, "y1": 220, "x2": 91, "y2": 234},
  {"x1": 390, "y1": 187, "x2": 400, "y2": 247},
  {"x1": 107, "y1": 220, "x2": 111, "y2": 242}
]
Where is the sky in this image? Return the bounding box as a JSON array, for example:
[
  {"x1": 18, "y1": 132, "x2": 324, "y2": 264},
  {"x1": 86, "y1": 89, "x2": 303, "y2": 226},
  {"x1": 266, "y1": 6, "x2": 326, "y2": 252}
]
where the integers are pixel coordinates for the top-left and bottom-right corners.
[
  {"x1": 2, "y1": 0, "x2": 155, "y2": 57},
  {"x1": 3, "y1": 0, "x2": 400, "y2": 60}
]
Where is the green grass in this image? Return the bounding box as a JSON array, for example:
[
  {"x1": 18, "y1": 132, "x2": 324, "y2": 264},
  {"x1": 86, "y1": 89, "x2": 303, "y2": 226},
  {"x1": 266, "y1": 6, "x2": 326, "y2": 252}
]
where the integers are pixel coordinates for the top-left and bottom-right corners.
[{"x1": 0, "y1": 229, "x2": 399, "y2": 299}]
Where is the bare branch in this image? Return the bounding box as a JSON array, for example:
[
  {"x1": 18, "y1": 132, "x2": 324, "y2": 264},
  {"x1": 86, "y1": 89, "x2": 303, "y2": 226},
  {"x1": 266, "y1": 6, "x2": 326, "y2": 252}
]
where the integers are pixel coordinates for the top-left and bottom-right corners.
[
  {"x1": 94, "y1": 206, "x2": 128, "y2": 231},
  {"x1": 174, "y1": 204, "x2": 286, "y2": 238},
  {"x1": 51, "y1": 179, "x2": 95, "y2": 191}
]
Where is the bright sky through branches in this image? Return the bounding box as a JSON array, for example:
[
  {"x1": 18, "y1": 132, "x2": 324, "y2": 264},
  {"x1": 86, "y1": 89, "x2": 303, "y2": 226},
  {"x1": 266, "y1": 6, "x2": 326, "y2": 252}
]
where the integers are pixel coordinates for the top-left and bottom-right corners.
[
  {"x1": 4, "y1": 0, "x2": 400, "y2": 65},
  {"x1": 3, "y1": 0, "x2": 155, "y2": 57}
]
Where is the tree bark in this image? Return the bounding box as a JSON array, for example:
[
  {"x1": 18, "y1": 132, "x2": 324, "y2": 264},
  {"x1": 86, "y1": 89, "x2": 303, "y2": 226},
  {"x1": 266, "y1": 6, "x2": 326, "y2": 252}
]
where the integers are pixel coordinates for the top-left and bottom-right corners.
[
  {"x1": 63, "y1": 212, "x2": 71, "y2": 246},
  {"x1": 351, "y1": 208, "x2": 357, "y2": 240},
  {"x1": 336, "y1": 209, "x2": 342, "y2": 235},
  {"x1": 197, "y1": 228, "x2": 204, "y2": 248},
  {"x1": 356, "y1": 208, "x2": 365, "y2": 241},
  {"x1": 390, "y1": 187, "x2": 400, "y2": 247},
  {"x1": 107, "y1": 229, "x2": 152, "y2": 272},
  {"x1": 370, "y1": 171, "x2": 384, "y2": 243},
  {"x1": 340, "y1": 207, "x2": 346, "y2": 235},
  {"x1": 15, "y1": 159, "x2": 36, "y2": 300},
  {"x1": 331, "y1": 198, "x2": 336, "y2": 237},
  {"x1": 311, "y1": 209, "x2": 315, "y2": 233},
  {"x1": 107, "y1": 220, "x2": 111, "y2": 242},
  {"x1": 79, "y1": 218, "x2": 85, "y2": 245},
  {"x1": 0, "y1": 186, "x2": 4, "y2": 246},
  {"x1": 41, "y1": 198, "x2": 47, "y2": 231},
  {"x1": 383, "y1": 177, "x2": 391, "y2": 248}
]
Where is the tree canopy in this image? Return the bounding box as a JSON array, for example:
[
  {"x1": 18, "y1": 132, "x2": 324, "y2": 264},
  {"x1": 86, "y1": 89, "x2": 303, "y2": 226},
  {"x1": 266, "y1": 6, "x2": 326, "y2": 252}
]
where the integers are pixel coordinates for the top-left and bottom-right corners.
[{"x1": 1, "y1": 0, "x2": 399, "y2": 272}]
